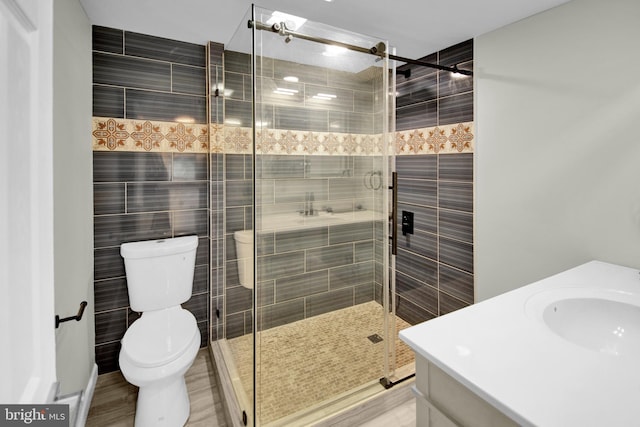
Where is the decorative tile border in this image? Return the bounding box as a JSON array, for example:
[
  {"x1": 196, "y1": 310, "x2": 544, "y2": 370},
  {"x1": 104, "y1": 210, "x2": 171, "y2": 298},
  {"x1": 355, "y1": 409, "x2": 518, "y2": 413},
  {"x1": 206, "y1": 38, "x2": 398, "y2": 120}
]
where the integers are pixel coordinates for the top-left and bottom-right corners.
[
  {"x1": 92, "y1": 117, "x2": 474, "y2": 155},
  {"x1": 395, "y1": 123, "x2": 474, "y2": 155},
  {"x1": 92, "y1": 117, "x2": 209, "y2": 153}
]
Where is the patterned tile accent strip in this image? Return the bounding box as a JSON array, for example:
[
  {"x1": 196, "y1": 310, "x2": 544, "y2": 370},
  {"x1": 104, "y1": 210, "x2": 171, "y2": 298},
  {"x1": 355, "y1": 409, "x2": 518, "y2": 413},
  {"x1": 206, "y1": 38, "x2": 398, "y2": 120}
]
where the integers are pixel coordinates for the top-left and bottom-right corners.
[{"x1": 92, "y1": 118, "x2": 474, "y2": 155}]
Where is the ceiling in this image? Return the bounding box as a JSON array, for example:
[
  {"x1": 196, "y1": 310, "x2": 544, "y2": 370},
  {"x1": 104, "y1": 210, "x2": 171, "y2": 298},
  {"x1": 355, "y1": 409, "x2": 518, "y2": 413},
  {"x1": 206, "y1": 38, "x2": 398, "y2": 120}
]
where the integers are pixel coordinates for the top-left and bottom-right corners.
[{"x1": 79, "y1": 0, "x2": 570, "y2": 61}]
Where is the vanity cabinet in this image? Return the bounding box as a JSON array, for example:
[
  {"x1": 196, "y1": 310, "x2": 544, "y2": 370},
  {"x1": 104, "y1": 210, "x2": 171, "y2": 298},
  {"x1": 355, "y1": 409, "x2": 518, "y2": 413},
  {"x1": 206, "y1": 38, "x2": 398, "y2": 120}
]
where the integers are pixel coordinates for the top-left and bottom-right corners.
[{"x1": 413, "y1": 355, "x2": 517, "y2": 427}]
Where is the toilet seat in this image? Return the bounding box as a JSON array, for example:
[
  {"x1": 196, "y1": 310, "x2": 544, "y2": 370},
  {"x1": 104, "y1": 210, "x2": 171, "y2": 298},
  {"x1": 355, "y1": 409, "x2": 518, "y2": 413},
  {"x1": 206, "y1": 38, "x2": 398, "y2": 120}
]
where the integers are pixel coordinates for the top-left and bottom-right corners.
[{"x1": 121, "y1": 307, "x2": 198, "y2": 368}]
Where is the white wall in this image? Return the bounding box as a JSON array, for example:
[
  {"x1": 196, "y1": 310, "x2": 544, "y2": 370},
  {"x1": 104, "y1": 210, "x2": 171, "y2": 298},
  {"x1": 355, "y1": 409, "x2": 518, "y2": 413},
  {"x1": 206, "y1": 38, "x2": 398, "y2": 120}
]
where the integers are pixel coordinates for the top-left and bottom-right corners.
[
  {"x1": 53, "y1": 0, "x2": 94, "y2": 395},
  {"x1": 475, "y1": 0, "x2": 640, "y2": 300}
]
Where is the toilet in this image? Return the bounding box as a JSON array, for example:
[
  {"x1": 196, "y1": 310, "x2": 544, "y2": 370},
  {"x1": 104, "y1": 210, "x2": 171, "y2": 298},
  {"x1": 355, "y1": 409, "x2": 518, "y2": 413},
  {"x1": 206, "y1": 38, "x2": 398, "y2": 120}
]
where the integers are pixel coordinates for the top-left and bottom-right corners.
[
  {"x1": 234, "y1": 230, "x2": 254, "y2": 289},
  {"x1": 119, "y1": 236, "x2": 200, "y2": 427}
]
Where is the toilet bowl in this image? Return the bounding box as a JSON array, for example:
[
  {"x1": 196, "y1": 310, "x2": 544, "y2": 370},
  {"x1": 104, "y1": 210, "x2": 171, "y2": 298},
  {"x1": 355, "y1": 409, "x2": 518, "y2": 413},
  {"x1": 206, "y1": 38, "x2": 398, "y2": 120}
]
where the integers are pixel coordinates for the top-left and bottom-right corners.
[{"x1": 119, "y1": 236, "x2": 200, "y2": 427}]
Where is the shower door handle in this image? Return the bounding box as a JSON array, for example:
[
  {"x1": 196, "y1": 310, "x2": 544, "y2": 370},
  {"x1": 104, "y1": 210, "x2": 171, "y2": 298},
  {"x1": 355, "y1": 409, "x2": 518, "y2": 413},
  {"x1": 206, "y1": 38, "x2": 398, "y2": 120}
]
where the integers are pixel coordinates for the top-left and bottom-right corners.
[{"x1": 389, "y1": 172, "x2": 398, "y2": 256}]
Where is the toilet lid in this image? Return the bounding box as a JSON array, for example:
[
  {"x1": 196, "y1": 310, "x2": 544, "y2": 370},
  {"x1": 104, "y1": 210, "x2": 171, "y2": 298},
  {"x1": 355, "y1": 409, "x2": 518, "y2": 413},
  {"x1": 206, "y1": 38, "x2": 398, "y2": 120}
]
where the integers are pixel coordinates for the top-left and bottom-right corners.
[{"x1": 122, "y1": 308, "x2": 199, "y2": 368}]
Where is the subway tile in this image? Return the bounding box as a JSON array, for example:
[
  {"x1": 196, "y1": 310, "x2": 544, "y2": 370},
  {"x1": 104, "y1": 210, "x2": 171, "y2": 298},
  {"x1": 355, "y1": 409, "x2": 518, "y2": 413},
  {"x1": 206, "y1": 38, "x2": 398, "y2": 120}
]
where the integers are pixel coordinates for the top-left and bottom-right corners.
[
  {"x1": 438, "y1": 39, "x2": 473, "y2": 68},
  {"x1": 397, "y1": 178, "x2": 437, "y2": 207},
  {"x1": 93, "y1": 52, "x2": 171, "y2": 91},
  {"x1": 172, "y1": 153, "x2": 208, "y2": 181},
  {"x1": 396, "y1": 100, "x2": 437, "y2": 131},
  {"x1": 93, "y1": 183, "x2": 125, "y2": 215},
  {"x1": 258, "y1": 299, "x2": 305, "y2": 331},
  {"x1": 260, "y1": 78, "x2": 304, "y2": 107},
  {"x1": 172, "y1": 64, "x2": 206, "y2": 96},
  {"x1": 328, "y1": 111, "x2": 374, "y2": 134},
  {"x1": 93, "y1": 151, "x2": 171, "y2": 182},
  {"x1": 211, "y1": 210, "x2": 224, "y2": 239},
  {"x1": 355, "y1": 241, "x2": 374, "y2": 263},
  {"x1": 274, "y1": 179, "x2": 327, "y2": 204},
  {"x1": 397, "y1": 229, "x2": 437, "y2": 261},
  {"x1": 124, "y1": 31, "x2": 206, "y2": 67},
  {"x1": 305, "y1": 288, "x2": 353, "y2": 318},
  {"x1": 354, "y1": 91, "x2": 374, "y2": 114},
  {"x1": 92, "y1": 26, "x2": 123, "y2": 54},
  {"x1": 225, "y1": 207, "x2": 245, "y2": 234},
  {"x1": 439, "y1": 153, "x2": 473, "y2": 181},
  {"x1": 258, "y1": 251, "x2": 305, "y2": 281},
  {"x1": 274, "y1": 105, "x2": 328, "y2": 132},
  {"x1": 274, "y1": 59, "x2": 327, "y2": 86},
  {"x1": 396, "y1": 248, "x2": 437, "y2": 287},
  {"x1": 396, "y1": 73, "x2": 438, "y2": 108},
  {"x1": 210, "y1": 153, "x2": 224, "y2": 181},
  {"x1": 397, "y1": 53, "x2": 437, "y2": 81},
  {"x1": 225, "y1": 257, "x2": 240, "y2": 288},
  {"x1": 328, "y1": 178, "x2": 361, "y2": 200},
  {"x1": 174, "y1": 209, "x2": 209, "y2": 237},
  {"x1": 396, "y1": 155, "x2": 437, "y2": 180},
  {"x1": 183, "y1": 293, "x2": 209, "y2": 324},
  {"x1": 306, "y1": 243, "x2": 353, "y2": 272},
  {"x1": 224, "y1": 99, "x2": 252, "y2": 127},
  {"x1": 439, "y1": 264, "x2": 474, "y2": 304},
  {"x1": 275, "y1": 270, "x2": 329, "y2": 302},
  {"x1": 126, "y1": 182, "x2": 208, "y2": 213},
  {"x1": 195, "y1": 237, "x2": 209, "y2": 266},
  {"x1": 257, "y1": 280, "x2": 275, "y2": 306},
  {"x1": 396, "y1": 295, "x2": 436, "y2": 326},
  {"x1": 94, "y1": 247, "x2": 125, "y2": 281},
  {"x1": 329, "y1": 261, "x2": 374, "y2": 289},
  {"x1": 225, "y1": 180, "x2": 252, "y2": 207},
  {"x1": 95, "y1": 309, "x2": 127, "y2": 344},
  {"x1": 305, "y1": 84, "x2": 354, "y2": 112},
  {"x1": 439, "y1": 291, "x2": 470, "y2": 316},
  {"x1": 305, "y1": 155, "x2": 352, "y2": 179},
  {"x1": 258, "y1": 155, "x2": 305, "y2": 179},
  {"x1": 94, "y1": 278, "x2": 129, "y2": 312},
  {"x1": 439, "y1": 67, "x2": 473, "y2": 98},
  {"x1": 439, "y1": 181, "x2": 473, "y2": 212},
  {"x1": 329, "y1": 221, "x2": 373, "y2": 245},
  {"x1": 193, "y1": 264, "x2": 209, "y2": 295},
  {"x1": 438, "y1": 92, "x2": 474, "y2": 126},
  {"x1": 224, "y1": 50, "x2": 251, "y2": 74},
  {"x1": 125, "y1": 89, "x2": 207, "y2": 124},
  {"x1": 209, "y1": 42, "x2": 223, "y2": 66},
  {"x1": 440, "y1": 236, "x2": 474, "y2": 274},
  {"x1": 94, "y1": 212, "x2": 172, "y2": 248},
  {"x1": 327, "y1": 68, "x2": 374, "y2": 92},
  {"x1": 439, "y1": 210, "x2": 473, "y2": 243},
  {"x1": 93, "y1": 85, "x2": 124, "y2": 118},
  {"x1": 355, "y1": 283, "x2": 375, "y2": 305},
  {"x1": 225, "y1": 154, "x2": 246, "y2": 180},
  {"x1": 396, "y1": 272, "x2": 438, "y2": 316},
  {"x1": 275, "y1": 227, "x2": 328, "y2": 253},
  {"x1": 95, "y1": 342, "x2": 121, "y2": 374},
  {"x1": 225, "y1": 312, "x2": 245, "y2": 339},
  {"x1": 196, "y1": 321, "x2": 209, "y2": 347},
  {"x1": 225, "y1": 72, "x2": 247, "y2": 101},
  {"x1": 398, "y1": 203, "x2": 438, "y2": 234}
]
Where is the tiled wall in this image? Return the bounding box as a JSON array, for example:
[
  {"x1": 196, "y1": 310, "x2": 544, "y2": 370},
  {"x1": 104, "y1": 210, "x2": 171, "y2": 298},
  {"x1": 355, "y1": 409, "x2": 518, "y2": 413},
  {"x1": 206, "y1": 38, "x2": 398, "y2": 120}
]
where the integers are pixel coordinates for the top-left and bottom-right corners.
[
  {"x1": 393, "y1": 40, "x2": 474, "y2": 324},
  {"x1": 218, "y1": 51, "x2": 386, "y2": 339},
  {"x1": 92, "y1": 26, "x2": 211, "y2": 373}
]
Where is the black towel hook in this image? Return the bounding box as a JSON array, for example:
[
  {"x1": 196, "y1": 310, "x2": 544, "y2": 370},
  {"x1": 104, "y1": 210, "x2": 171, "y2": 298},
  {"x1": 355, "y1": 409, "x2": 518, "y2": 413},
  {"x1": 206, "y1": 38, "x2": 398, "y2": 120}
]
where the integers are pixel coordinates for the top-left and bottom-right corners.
[{"x1": 55, "y1": 301, "x2": 88, "y2": 328}]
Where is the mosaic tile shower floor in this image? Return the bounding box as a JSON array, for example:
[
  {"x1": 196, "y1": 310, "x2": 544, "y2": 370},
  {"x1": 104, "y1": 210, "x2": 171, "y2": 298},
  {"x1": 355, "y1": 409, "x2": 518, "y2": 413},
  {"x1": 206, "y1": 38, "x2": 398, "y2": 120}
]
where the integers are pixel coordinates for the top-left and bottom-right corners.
[{"x1": 227, "y1": 301, "x2": 415, "y2": 425}]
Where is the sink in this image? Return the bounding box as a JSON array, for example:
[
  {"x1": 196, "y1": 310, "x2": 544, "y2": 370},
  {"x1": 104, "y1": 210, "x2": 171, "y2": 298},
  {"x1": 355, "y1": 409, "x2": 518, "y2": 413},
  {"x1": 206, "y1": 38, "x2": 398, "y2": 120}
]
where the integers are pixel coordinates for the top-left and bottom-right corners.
[
  {"x1": 526, "y1": 288, "x2": 640, "y2": 356},
  {"x1": 543, "y1": 298, "x2": 640, "y2": 355}
]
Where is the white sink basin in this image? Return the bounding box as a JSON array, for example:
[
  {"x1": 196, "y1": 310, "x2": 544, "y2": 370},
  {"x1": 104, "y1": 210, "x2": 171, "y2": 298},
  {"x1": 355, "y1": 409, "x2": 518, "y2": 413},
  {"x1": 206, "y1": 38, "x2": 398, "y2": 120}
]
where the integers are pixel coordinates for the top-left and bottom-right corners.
[{"x1": 526, "y1": 288, "x2": 640, "y2": 356}]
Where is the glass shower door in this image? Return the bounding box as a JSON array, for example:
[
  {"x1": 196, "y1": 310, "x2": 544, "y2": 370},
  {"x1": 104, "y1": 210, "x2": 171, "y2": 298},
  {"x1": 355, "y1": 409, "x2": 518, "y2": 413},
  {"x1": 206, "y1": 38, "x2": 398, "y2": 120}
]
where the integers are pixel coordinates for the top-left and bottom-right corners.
[{"x1": 251, "y1": 5, "x2": 398, "y2": 425}]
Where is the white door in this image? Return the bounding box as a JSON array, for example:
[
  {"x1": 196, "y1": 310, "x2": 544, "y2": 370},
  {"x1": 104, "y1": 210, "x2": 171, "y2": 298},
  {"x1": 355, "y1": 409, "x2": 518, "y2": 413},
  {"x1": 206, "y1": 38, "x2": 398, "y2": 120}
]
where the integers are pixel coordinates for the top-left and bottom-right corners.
[{"x1": 0, "y1": 0, "x2": 56, "y2": 403}]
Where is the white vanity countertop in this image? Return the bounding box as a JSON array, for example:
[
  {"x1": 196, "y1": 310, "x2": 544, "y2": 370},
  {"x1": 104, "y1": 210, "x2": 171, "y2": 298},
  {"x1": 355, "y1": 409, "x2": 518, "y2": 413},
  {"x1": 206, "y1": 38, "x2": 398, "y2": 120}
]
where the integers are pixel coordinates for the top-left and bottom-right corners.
[{"x1": 399, "y1": 261, "x2": 640, "y2": 427}]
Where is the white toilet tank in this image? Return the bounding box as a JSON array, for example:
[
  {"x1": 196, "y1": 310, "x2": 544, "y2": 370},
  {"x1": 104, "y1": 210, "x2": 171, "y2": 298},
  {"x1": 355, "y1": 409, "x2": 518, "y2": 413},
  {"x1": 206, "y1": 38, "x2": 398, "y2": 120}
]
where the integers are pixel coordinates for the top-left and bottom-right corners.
[
  {"x1": 121, "y1": 235, "x2": 198, "y2": 312},
  {"x1": 234, "y1": 230, "x2": 253, "y2": 289}
]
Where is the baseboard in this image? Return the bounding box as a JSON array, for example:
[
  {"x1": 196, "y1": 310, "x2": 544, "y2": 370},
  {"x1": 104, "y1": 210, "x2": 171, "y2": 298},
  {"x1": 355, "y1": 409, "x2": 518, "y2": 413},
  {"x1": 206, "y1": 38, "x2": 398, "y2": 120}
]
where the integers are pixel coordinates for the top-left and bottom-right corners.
[{"x1": 75, "y1": 363, "x2": 98, "y2": 427}]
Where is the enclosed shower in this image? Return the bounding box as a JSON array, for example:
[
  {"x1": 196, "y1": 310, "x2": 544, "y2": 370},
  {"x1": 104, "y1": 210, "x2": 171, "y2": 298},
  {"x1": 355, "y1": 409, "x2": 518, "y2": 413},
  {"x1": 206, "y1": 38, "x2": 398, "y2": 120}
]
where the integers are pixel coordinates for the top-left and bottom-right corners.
[{"x1": 210, "y1": 5, "x2": 413, "y2": 426}]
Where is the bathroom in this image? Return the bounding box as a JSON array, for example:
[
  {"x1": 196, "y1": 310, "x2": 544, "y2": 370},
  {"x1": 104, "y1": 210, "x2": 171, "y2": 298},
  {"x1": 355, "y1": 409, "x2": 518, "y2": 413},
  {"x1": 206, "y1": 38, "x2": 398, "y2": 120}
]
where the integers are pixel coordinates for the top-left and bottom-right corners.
[{"x1": 2, "y1": 0, "x2": 639, "y2": 426}]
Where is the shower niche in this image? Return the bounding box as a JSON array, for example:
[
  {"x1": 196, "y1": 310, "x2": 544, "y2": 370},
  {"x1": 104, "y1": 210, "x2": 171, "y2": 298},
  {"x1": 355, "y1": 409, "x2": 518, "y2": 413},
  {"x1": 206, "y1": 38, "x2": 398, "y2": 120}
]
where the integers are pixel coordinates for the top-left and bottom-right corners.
[{"x1": 209, "y1": 5, "x2": 413, "y2": 425}]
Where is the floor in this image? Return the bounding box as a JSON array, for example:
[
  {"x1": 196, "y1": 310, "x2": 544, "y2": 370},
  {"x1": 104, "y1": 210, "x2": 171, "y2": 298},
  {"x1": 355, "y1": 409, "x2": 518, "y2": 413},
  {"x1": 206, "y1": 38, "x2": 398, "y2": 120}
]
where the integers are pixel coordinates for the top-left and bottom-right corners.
[
  {"x1": 86, "y1": 303, "x2": 417, "y2": 427},
  {"x1": 226, "y1": 301, "x2": 415, "y2": 425},
  {"x1": 86, "y1": 349, "x2": 228, "y2": 427}
]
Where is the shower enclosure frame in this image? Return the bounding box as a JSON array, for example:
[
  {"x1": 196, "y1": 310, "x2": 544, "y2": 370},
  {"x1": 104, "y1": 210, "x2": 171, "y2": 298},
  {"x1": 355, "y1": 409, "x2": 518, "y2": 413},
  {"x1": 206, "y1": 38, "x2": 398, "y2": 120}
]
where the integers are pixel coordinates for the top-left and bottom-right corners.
[{"x1": 212, "y1": 5, "x2": 407, "y2": 426}]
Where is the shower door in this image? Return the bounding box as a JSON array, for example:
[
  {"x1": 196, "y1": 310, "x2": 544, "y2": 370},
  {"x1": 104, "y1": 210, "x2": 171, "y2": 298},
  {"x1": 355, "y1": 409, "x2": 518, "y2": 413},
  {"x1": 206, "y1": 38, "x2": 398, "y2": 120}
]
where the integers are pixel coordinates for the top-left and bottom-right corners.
[{"x1": 222, "y1": 5, "x2": 406, "y2": 426}]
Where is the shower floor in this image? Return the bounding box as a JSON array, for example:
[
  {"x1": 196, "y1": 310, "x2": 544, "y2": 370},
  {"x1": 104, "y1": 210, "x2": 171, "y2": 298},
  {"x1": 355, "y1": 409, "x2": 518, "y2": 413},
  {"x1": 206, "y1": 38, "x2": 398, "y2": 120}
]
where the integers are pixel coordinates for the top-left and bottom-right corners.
[{"x1": 226, "y1": 301, "x2": 414, "y2": 425}]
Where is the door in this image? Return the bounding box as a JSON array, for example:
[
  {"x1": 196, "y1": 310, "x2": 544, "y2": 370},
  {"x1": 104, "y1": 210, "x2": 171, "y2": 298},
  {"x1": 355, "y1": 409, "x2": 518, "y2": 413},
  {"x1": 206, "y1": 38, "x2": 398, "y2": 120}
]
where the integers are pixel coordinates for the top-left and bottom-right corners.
[{"x1": 0, "y1": 0, "x2": 56, "y2": 403}]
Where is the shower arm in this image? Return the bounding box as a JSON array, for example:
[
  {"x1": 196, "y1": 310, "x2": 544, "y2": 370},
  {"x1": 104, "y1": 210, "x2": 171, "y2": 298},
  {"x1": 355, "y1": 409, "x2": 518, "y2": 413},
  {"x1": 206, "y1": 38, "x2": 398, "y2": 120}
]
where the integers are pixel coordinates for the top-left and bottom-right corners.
[{"x1": 248, "y1": 20, "x2": 473, "y2": 76}]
